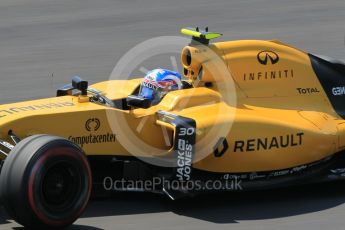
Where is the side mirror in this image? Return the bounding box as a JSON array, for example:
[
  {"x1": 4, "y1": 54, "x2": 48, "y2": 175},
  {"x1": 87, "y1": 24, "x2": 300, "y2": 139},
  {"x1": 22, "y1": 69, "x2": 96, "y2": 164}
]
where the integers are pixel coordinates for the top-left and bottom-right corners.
[
  {"x1": 126, "y1": 95, "x2": 151, "y2": 109},
  {"x1": 56, "y1": 84, "x2": 73, "y2": 97},
  {"x1": 72, "y1": 76, "x2": 88, "y2": 95}
]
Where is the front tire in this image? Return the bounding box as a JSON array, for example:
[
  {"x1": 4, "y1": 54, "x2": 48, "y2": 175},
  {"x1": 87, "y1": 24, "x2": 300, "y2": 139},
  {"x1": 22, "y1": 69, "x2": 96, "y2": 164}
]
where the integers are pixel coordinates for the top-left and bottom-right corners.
[{"x1": 0, "y1": 135, "x2": 92, "y2": 229}]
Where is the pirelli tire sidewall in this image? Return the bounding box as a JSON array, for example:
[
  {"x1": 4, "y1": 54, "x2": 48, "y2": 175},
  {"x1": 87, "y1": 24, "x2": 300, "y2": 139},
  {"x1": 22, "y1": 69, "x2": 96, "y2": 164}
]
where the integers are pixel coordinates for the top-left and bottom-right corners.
[{"x1": 0, "y1": 134, "x2": 92, "y2": 229}]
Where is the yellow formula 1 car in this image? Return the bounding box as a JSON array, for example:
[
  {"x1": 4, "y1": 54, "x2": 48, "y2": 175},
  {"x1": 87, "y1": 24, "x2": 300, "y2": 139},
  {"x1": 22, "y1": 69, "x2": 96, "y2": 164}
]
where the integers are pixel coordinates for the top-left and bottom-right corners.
[{"x1": 1, "y1": 27, "x2": 345, "y2": 229}]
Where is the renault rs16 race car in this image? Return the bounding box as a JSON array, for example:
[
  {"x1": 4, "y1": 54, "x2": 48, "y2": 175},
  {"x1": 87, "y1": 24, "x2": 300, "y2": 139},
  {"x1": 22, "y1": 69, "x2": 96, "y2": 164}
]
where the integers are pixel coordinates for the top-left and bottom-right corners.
[{"x1": 0, "y1": 27, "x2": 345, "y2": 229}]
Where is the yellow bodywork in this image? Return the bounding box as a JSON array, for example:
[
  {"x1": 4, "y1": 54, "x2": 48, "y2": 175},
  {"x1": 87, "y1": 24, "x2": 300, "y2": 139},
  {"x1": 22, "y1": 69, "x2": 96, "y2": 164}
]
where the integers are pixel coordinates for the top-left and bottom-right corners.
[{"x1": 0, "y1": 39, "x2": 344, "y2": 173}]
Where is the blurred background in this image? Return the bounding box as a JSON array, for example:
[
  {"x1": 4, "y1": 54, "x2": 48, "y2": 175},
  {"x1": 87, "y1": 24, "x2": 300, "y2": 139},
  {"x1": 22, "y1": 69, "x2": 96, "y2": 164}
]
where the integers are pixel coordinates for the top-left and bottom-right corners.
[{"x1": 0, "y1": 0, "x2": 344, "y2": 103}]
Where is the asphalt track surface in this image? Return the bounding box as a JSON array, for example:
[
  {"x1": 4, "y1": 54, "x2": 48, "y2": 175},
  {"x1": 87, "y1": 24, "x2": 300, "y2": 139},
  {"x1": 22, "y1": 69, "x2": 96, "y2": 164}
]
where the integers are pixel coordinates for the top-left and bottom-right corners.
[{"x1": 0, "y1": 0, "x2": 344, "y2": 229}]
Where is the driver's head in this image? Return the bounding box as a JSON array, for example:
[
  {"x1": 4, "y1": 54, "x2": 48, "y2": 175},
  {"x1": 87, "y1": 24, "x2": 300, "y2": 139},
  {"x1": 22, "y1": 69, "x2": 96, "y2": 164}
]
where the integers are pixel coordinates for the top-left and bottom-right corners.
[{"x1": 139, "y1": 69, "x2": 182, "y2": 105}]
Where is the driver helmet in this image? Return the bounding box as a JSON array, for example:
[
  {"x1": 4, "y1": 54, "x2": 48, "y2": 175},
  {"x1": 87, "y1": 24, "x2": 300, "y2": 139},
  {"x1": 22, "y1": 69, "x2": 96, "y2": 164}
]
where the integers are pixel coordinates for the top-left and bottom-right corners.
[{"x1": 139, "y1": 69, "x2": 182, "y2": 105}]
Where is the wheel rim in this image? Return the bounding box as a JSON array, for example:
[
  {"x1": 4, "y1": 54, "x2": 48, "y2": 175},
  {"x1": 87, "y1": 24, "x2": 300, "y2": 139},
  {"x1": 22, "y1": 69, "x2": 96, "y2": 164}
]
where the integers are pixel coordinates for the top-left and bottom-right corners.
[{"x1": 41, "y1": 161, "x2": 82, "y2": 212}]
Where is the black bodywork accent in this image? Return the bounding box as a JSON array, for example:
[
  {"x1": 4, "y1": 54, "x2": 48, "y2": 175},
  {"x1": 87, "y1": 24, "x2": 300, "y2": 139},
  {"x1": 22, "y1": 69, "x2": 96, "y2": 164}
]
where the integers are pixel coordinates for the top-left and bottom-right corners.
[
  {"x1": 57, "y1": 84, "x2": 74, "y2": 97},
  {"x1": 57, "y1": 76, "x2": 89, "y2": 96},
  {"x1": 87, "y1": 150, "x2": 345, "y2": 200},
  {"x1": 72, "y1": 76, "x2": 88, "y2": 95},
  {"x1": 182, "y1": 81, "x2": 193, "y2": 89},
  {"x1": 190, "y1": 154, "x2": 341, "y2": 191},
  {"x1": 172, "y1": 115, "x2": 196, "y2": 181},
  {"x1": 157, "y1": 111, "x2": 197, "y2": 182},
  {"x1": 8, "y1": 130, "x2": 21, "y2": 144},
  {"x1": 309, "y1": 53, "x2": 345, "y2": 118},
  {"x1": 126, "y1": 95, "x2": 151, "y2": 109},
  {"x1": 112, "y1": 98, "x2": 131, "y2": 110}
]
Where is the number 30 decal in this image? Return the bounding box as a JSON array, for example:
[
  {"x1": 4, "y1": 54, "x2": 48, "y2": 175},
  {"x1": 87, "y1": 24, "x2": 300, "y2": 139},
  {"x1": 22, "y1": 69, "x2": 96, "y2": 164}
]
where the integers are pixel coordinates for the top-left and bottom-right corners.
[{"x1": 178, "y1": 127, "x2": 195, "y2": 136}]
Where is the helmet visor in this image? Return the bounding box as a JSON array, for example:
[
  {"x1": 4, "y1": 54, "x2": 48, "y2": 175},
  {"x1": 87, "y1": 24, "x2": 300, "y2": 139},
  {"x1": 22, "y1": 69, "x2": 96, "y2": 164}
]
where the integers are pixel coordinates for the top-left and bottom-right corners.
[{"x1": 139, "y1": 86, "x2": 155, "y2": 100}]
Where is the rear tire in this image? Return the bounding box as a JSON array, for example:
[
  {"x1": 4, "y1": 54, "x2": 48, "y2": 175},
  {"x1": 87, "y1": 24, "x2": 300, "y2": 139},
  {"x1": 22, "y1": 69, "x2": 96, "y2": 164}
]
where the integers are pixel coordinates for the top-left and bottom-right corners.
[{"x1": 0, "y1": 135, "x2": 92, "y2": 229}]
